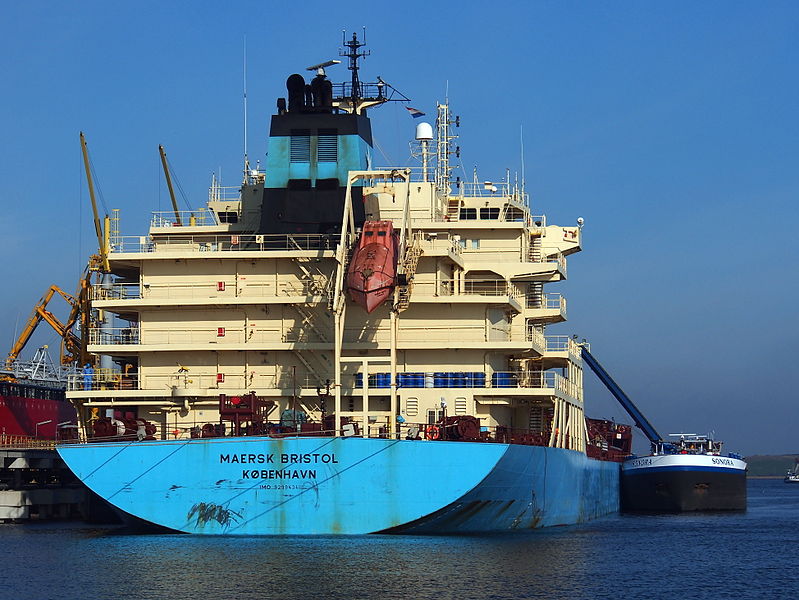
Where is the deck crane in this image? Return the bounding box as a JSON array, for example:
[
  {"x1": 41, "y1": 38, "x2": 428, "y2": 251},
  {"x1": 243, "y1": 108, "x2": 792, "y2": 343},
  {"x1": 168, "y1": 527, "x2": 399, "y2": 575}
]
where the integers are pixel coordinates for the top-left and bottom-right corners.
[
  {"x1": 158, "y1": 144, "x2": 183, "y2": 226},
  {"x1": 6, "y1": 133, "x2": 112, "y2": 371},
  {"x1": 80, "y1": 132, "x2": 111, "y2": 274},
  {"x1": 5, "y1": 285, "x2": 83, "y2": 367},
  {"x1": 79, "y1": 132, "x2": 115, "y2": 370},
  {"x1": 580, "y1": 345, "x2": 663, "y2": 450}
]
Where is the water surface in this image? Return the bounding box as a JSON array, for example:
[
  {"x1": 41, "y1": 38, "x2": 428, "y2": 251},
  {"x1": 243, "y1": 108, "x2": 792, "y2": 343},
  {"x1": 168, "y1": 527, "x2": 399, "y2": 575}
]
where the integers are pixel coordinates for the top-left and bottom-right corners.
[{"x1": 3, "y1": 479, "x2": 797, "y2": 600}]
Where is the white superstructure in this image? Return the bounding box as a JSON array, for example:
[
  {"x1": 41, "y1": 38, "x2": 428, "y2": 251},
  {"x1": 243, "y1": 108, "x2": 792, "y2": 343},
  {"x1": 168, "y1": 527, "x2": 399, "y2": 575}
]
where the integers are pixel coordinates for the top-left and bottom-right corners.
[{"x1": 67, "y1": 103, "x2": 589, "y2": 451}]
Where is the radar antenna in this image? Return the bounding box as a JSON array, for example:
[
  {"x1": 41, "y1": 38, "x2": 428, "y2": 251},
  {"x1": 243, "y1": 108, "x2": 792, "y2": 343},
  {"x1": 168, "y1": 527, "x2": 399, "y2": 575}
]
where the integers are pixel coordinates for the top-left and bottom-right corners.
[{"x1": 340, "y1": 29, "x2": 369, "y2": 105}]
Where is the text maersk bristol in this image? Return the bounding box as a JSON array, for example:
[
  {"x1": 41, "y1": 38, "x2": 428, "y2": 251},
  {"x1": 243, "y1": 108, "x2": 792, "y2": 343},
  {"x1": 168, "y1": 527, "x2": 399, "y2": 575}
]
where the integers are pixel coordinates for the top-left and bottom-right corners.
[
  {"x1": 219, "y1": 452, "x2": 338, "y2": 464},
  {"x1": 220, "y1": 452, "x2": 339, "y2": 480}
]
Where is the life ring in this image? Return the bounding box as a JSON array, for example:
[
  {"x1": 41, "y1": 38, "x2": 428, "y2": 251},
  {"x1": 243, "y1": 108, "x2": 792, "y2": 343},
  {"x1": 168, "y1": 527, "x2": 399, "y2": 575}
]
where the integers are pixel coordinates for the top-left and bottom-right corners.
[{"x1": 425, "y1": 425, "x2": 441, "y2": 440}]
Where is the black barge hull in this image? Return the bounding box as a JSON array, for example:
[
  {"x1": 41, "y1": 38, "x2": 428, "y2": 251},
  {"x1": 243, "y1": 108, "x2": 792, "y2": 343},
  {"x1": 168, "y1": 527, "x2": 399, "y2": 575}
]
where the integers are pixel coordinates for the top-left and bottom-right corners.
[{"x1": 621, "y1": 468, "x2": 746, "y2": 512}]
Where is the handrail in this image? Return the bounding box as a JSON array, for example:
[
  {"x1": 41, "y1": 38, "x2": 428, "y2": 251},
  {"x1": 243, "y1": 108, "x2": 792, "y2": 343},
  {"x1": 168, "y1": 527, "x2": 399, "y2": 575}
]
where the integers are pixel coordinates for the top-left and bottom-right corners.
[
  {"x1": 67, "y1": 367, "x2": 578, "y2": 395},
  {"x1": 150, "y1": 208, "x2": 218, "y2": 228},
  {"x1": 91, "y1": 279, "x2": 330, "y2": 301},
  {"x1": 64, "y1": 418, "x2": 598, "y2": 454},
  {"x1": 110, "y1": 233, "x2": 337, "y2": 254}
]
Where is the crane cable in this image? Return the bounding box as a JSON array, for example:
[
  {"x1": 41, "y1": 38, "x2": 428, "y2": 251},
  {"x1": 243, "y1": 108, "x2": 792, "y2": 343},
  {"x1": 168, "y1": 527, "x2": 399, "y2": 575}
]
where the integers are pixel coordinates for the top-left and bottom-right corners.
[
  {"x1": 165, "y1": 155, "x2": 193, "y2": 212},
  {"x1": 86, "y1": 152, "x2": 109, "y2": 216}
]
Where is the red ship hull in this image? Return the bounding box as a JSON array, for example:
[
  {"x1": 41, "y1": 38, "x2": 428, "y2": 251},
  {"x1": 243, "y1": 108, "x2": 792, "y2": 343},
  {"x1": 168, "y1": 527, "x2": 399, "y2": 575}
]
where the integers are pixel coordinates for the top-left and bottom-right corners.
[
  {"x1": 346, "y1": 221, "x2": 398, "y2": 313},
  {"x1": 0, "y1": 380, "x2": 75, "y2": 440}
]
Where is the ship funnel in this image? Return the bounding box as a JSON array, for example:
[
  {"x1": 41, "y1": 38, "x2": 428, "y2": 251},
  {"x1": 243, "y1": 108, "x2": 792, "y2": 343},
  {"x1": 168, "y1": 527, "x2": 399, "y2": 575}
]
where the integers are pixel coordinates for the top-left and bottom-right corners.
[{"x1": 415, "y1": 122, "x2": 433, "y2": 140}]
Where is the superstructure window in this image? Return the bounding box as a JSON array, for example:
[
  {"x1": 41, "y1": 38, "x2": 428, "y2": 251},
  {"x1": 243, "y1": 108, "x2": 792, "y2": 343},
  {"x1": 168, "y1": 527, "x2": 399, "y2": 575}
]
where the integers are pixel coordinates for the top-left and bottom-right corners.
[
  {"x1": 459, "y1": 208, "x2": 477, "y2": 220},
  {"x1": 479, "y1": 207, "x2": 500, "y2": 220},
  {"x1": 427, "y1": 409, "x2": 444, "y2": 424},
  {"x1": 317, "y1": 128, "x2": 338, "y2": 162},
  {"x1": 290, "y1": 129, "x2": 311, "y2": 162}
]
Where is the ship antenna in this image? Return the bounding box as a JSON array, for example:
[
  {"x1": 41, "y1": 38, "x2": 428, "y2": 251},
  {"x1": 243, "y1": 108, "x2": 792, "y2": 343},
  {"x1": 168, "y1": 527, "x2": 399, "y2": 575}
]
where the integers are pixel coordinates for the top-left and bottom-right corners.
[
  {"x1": 340, "y1": 28, "x2": 370, "y2": 106},
  {"x1": 242, "y1": 35, "x2": 249, "y2": 182},
  {"x1": 520, "y1": 124, "x2": 526, "y2": 199}
]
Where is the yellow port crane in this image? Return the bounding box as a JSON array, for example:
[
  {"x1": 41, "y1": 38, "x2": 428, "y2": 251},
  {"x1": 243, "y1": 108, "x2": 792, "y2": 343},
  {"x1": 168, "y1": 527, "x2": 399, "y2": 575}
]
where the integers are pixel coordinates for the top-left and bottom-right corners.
[
  {"x1": 7, "y1": 133, "x2": 111, "y2": 370},
  {"x1": 6, "y1": 284, "x2": 85, "y2": 367}
]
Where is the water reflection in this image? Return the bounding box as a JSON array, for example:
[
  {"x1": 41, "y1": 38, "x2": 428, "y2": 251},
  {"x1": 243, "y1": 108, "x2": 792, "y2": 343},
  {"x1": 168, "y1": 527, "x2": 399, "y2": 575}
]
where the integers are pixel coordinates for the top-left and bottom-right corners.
[{"x1": 3, "y1": 481, "x2": 799, "y2": 600}]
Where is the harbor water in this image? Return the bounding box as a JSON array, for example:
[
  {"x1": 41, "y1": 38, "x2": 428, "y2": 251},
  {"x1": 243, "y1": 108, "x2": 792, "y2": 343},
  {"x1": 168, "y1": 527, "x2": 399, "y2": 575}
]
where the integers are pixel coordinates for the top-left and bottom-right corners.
[{"x1": 3, "y1": 479, "x2": 797, "y2": 600}]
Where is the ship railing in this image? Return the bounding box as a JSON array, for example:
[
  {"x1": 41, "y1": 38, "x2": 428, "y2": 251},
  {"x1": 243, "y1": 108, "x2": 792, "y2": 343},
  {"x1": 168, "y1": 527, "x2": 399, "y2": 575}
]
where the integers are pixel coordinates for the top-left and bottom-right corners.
[
  {"x1": 456, "y1": 181, "x2": 513, "y2": 198},
  {"x1": 109, "y1": 233, "x2": 337, "y2": 254},
  {"x1": 93, "y1": 279, "x2": 331, "y2": 301},
  {"x1": 525, "y1": 292, "x2": 567, "y2": 314},
  {"x1": 411, "y1": 231, "x2": 464, "y2": 256},
  {"x1": 87, "y1": 328, "x2": 140, "y2": 345},
  {"x1": 88, "y1": 326, "x2": 292, "y2": 346},
  {"x1": 150, "y1": 208, "x2": 219, "y2": 228},
  {"x1": 347, "y1": 369, "x2": 570, "y2": 391},
  {"x1": 526, "y1": 326, "x2": 546, "y2": 348},
  {"x1": 65, "y1": 369, "x2": 575, "y2": 393},
  {"x1": 86, "y1": 417, "x2": 588, "y2": 450},
  {"x1": 0, "y1": 434, "x2": 60, "y2": 449},
  {"x1": 435, "y1": 279, "x2": 525, "y2": 299},
  {"x1": 530, "y1": 214, "x2": 547, "y2": 228},
  {"x1": 6, "y1": 358, "x2": 74, "y2": 384},
  {"x1": 545, "y1": 336, "x2": 582, "y2": 360},
  {"x1": 207, "y1": 186, "x2": 243, "y2": 202},
  {"x1": 91, "y1": 283, "x2": 142, "y2": 300},
  {"x1": 67, "y1": 369, "x2": 139, "y2": 391},
  {"x1": 526, "y1": 246, "x2": 567, "y2": 273}
]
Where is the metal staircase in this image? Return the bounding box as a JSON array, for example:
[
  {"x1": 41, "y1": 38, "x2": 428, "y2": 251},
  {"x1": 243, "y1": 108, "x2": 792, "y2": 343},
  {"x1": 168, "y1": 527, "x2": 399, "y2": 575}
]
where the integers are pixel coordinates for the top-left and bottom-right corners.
[
  {"x1": 446, "y1": 197, "x2": 460, "y2": 220},
  {"x1": 395, "y1": 244, "x2": 423, "y2": 312}
]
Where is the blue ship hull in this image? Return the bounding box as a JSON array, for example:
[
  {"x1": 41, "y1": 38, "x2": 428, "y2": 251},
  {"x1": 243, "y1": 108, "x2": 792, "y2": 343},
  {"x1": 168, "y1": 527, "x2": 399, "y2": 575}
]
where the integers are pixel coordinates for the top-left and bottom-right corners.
[{"x1": 57, "y1": 437, "x2": 620, "y2": 535}]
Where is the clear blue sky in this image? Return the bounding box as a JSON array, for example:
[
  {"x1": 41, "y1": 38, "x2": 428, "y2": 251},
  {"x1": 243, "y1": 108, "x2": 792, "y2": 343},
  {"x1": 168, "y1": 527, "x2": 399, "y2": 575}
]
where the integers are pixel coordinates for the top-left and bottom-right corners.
[{"x1": 1, "y1": 1, "x2": 796, "y2": 455}]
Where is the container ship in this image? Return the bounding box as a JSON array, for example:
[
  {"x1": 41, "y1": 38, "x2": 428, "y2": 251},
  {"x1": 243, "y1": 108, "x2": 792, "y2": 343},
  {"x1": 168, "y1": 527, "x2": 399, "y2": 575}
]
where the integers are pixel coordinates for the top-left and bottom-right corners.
[{"x1": 57, "y1": 34, "x2": 631, "y2": 534}]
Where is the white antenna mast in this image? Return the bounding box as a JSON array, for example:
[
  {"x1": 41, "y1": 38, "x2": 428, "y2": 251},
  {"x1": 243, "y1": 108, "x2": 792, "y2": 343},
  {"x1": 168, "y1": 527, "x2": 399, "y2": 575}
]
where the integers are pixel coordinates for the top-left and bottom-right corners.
[
  {"x1": 243, "y1": 35, "x2": 249, "y2": 181},
  {"x1": 520, "y1": 124, "x2": 526, "y2": 195}
]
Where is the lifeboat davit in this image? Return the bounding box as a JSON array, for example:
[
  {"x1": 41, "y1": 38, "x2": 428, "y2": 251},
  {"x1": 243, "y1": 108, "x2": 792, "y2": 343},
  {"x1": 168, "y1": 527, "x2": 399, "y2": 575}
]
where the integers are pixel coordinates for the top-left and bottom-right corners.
[{"x1": 346, "y1": 221, "x2": 399, "y2": 313}]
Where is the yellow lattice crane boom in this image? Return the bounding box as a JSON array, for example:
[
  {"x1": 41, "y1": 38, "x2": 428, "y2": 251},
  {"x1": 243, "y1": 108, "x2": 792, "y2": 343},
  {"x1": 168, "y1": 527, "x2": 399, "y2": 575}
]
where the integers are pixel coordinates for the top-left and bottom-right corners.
[{"x1": 6, "y1": 285, "x2": 84, "y2": 368}]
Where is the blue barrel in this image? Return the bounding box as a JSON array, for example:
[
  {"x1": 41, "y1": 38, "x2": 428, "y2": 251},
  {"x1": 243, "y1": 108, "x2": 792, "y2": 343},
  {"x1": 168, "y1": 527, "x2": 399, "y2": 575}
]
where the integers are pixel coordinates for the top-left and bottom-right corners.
[
  {"x1": 355, "y1": 373, "x2": 363, "y2": 388},
  {"x1": 452, "y1": 372, "x2": 466, "y2": 387},
  {"x1": 377, "y1": 373, "x2": 391, "y2": 388},
  {"x1": 434, "y1": 372, "x2": 447, "y2": 388},
  {"x1": 492, "y1": 372, "x2": 516, "y2": 388},
  {"x1": 473, "y1": 372, "x2": 486, "y2": 388},
  {"x1": 398, "y1": 373, "x2": 420, "y2": 388},
  {"x1": 463, "y1": 372, "x2": 474, "y2": 387}
]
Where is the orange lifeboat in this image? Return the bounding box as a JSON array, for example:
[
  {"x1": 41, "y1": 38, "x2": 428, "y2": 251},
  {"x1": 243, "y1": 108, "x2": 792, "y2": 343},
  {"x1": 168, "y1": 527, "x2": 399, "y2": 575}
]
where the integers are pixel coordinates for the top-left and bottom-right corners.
[{"x1": 346, "y1": 221, "x2": 398, "y2": 313}]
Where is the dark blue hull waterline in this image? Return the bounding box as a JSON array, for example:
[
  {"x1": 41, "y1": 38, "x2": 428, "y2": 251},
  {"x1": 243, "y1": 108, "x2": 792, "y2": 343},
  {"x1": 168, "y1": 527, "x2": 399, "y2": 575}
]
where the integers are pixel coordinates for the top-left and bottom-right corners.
[{"x1": 57, "y1": 437, "x2": 620, "y2": 535}]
